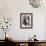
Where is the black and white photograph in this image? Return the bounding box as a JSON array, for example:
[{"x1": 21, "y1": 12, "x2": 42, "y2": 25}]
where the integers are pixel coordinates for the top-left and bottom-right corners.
[{"x1": 20, "y1": 13, "x2": 33, "y2": 29}]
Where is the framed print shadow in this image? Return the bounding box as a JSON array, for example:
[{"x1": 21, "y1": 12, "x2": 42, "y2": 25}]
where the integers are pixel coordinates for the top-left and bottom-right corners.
[{"x1": 20, "y1": 13, "x2": 33, "y2": 29}]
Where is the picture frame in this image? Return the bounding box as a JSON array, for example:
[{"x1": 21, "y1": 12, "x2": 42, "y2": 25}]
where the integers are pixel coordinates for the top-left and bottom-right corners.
[{"x1": 20, "y1": 13, "x2": 33, "y2": 29}]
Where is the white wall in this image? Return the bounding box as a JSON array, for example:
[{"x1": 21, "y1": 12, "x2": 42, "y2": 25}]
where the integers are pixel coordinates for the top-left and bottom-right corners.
[{"x1": 0, "y1": 0, "x2": 46, "y2": 40}]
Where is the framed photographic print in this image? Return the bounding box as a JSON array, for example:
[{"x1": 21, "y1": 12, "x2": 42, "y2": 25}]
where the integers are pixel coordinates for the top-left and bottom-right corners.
[{"x1": 20, "y1": 13, "x2": 33, "y2": 29}]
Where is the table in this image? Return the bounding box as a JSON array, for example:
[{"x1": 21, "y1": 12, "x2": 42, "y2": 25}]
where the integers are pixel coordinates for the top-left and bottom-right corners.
[{"x1": 5, "y1": 39, "x2": 46, "y2": 46}]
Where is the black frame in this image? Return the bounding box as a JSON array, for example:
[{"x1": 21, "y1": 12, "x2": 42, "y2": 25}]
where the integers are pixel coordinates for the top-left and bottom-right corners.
[{"x1": 20, "y1": 13, "x2": 33, "y2": 29}]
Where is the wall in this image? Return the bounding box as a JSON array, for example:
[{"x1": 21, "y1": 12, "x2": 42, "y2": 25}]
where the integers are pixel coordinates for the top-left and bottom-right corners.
[{"x1": 0, "y1": 0, "x2": 46, "y2": 40}]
